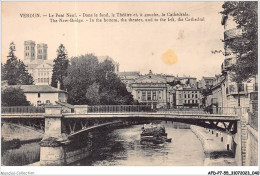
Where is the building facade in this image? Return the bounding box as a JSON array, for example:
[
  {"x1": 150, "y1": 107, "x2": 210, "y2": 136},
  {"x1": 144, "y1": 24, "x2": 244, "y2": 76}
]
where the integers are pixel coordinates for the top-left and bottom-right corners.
[
  {"x1": 119, "y1": 70, "x2": 203, "y2": 109},
  {"x1": 198, "y1": 77, "x2": 215, "y2": 89},
  {"x1": 24, "y1": 40, "x2": 53, "y2": 85},
  {"x1": 204, "y1": 8, "x2": 258, "y2": 114},
  {"x1": 131, "y1": 70, "x2": 168, "y2": 108},
  {"x1": 7, "y1": 85, "x2": 68, "y2": 106}
]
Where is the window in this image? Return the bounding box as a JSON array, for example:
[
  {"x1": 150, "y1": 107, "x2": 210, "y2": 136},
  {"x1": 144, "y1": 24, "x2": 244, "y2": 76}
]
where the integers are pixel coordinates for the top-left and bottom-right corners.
[
  {"x1": 188, "y1": 94, "x2": 190, "y2": 98},
  {"x1": 38, "y1": 93, "x2": 41, "y2": 98},
  {"x1": 188, "y1": 100, "x2": 190, "y2": 104},
  {"x1": 195, "y1": 94, "x2": 197, "y2": 98},
  {"x1": 184, "y1": 94, "x2": 186, "y2": 98},
  {"x1": 192, "y1": 94, "x2": 194, "y2": 98},
  {"x1": 37, "y1": 100, "x2": 41, "y2": 105},
  {"x1": 147, "y1": 91, "x2": 151, "y2": 100},
  {"x1": 192, "y1": 100, "x2": 194, "y2": 104},
  {"x1": 152, "y1": 91, "x2": 157, "y2": 100},
  {"x1": 38, "y1": 78, "x2": 40, "y2": 82},
  {"x1": 141, "y1": 91, "x2": 146, "y2": 101},
  {"x1": 184, "y1": 100, "x2": 187, "y2": 104}
]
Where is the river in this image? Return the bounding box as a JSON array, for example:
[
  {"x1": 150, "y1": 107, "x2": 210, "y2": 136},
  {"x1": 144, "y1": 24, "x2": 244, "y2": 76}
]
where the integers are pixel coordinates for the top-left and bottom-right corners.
[
  {"x1": 1, "y1": 122, "x2": 206, "y2": 166},
  {"x1": 74, "y1": 123, "x2": 205, "y2": 166}
]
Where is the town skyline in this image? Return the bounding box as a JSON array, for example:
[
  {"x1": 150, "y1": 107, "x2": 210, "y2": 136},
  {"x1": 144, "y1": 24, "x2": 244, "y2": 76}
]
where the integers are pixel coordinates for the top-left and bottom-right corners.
[{"x1": 2, "y1": 1, "x2": 225, "y2": 80}]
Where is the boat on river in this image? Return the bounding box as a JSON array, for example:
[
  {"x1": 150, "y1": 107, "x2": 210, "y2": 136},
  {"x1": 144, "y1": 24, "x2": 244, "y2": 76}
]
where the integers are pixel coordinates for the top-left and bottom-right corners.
[{"x1": 140, "y1": 123, "x2": 172, "y2": 144}]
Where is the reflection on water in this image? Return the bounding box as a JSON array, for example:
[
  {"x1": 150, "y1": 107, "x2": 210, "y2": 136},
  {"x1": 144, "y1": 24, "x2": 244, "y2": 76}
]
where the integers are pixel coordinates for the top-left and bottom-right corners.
[
  {"x1": 75, "y1": 123, "x2": 205, "y2": 166},
  {"x1": 2, "y1": 122, "x2": 205, "y2": 166},
  {"x1": 1, "y1": 142, "x2": 40, "y2": 166}
]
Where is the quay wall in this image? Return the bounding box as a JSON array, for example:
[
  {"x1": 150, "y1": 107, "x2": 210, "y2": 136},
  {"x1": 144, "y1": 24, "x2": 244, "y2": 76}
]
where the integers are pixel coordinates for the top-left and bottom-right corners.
[
  {"x1": 233, "y1": 115, "x2": 258, "y2": 166},
  {"x1": 190, "y1": 125, "x2": 235, "y2": 166}
]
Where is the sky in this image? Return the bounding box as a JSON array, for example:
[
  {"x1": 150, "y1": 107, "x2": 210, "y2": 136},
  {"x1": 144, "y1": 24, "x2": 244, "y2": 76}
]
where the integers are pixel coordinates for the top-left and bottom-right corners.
[{"x1": 2, "y1": 1, "x2": 225, "y2": 80}]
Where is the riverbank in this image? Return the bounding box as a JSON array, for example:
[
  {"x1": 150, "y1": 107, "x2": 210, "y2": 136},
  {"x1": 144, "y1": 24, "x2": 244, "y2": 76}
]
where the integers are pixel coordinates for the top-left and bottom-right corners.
[
  {"x1": 190, "y1": 125, "x2": 237, "y2": 166},
  {"x1": 2, "y1": 123, "x2": 43, "y2": 141}
]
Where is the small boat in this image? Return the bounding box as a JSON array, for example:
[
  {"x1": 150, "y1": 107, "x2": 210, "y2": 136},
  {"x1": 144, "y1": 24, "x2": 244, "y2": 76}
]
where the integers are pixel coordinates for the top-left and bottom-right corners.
[{"x1": 140, "y1": 123, "x2": 172, "y2": 144}]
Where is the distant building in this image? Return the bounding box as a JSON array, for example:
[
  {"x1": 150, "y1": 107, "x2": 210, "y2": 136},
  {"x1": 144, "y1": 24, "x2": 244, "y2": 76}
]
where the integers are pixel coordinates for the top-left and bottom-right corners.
[
  {"x1": 6, "y1": 85, "x2": 68, "y2": 106},
  {"x1": 34, "y1": 62, "x2": 53, "y2": 85},
  {"x1": 119, "y1": 70, "x2": 202, "y2": 109},
  {"x1": 198, "y1": 77, "x2": 215, "y2": 89},
  {"x1": 118, "y1": 71, "x2": 140, "y2": 92},
  {"x1": 176, "y1": 76, "x2": 197, "y2": 88},
  {"x1": 24, "y1": 40, "x2": 36, "y2": 62},
  {"x1": 168, "y1": 84, "x2": 202, "y2": 108},
  {"x1": 23, "y1": 40, "x2": 53, "y2": 85},
  {"x1": 37, "y1": 43, "x2": 48, "y2": 60},
  {"x1": 131, "y1": 70, "x2": 167, "y2": 108}
]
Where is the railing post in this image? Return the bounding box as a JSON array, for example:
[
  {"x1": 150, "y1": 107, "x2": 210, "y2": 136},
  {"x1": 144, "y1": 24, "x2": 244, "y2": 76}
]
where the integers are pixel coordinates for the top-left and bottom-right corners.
[{"x1": 74, "y1": 105, "x2": 88, "y2": 114}]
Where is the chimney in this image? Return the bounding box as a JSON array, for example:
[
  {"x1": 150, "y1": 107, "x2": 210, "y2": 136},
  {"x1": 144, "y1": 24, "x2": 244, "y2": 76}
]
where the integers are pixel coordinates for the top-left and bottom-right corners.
[{"x1": 57, "y1": 80, "x2": 61, "y2": 90}]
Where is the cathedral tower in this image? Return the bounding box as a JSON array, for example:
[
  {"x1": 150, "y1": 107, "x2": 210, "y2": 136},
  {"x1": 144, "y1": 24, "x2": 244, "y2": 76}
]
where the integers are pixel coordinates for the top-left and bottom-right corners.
[
  {"x1": 37, "y1": 43, "x2": 48, "y2": 60},
  {"x1": 24, "y1": 40, "x2": 36, "y2": 62}
]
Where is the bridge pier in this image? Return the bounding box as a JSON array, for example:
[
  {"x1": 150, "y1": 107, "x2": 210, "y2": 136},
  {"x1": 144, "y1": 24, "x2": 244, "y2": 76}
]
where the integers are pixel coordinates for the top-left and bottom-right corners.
[{"x1": 39, "y1": 106, "x2": 67, "y2": 166}]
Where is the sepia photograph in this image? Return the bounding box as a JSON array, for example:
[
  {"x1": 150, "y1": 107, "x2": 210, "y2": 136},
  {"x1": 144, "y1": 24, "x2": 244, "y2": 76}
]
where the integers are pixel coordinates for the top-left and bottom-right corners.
[{"x1": 1, "y1": 0, "x2": 259, "y2": 175}]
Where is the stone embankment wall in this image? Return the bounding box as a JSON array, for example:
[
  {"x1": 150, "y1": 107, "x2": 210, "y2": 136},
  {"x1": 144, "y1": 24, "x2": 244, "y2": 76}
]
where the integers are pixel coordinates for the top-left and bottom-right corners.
[
  {"x1": 234, "y1": 114, "x2": 258, "y2": 166},
  {"x1": 190, "y1": 125, "x2": 236, "y2": 166},
  {"x1": 245, "y1": 125, "x2": 258, "y2": 166}
]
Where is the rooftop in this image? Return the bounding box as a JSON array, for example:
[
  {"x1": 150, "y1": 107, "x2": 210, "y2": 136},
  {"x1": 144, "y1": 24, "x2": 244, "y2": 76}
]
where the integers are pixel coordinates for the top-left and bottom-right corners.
[
  {"x1": 118, "y1": 71, "x2": 140, "y2": 77},
  {"x1": 7, "y1": 85, "x2": 67, "y2": 93},
  {"x1": 202, "y1": 76, "x2": 215, "y2": 80}
]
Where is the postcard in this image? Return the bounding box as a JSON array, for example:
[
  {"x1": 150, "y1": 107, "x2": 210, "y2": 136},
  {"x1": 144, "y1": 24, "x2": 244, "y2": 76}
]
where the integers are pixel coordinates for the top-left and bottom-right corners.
[{"x1": 1, "y1": 1, "x2": 258, "y2": 175}]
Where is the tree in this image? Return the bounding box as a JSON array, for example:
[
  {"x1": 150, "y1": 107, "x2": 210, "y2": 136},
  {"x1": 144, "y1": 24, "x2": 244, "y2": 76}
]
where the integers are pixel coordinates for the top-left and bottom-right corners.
[
  {"x1": 1, "y1": 87, "x2": 30, "y2": 106},
  {"x1": 51, "y1": 44, "x2": 69, "y2": 90},
  {"x1": 2, "y1": 42, "x2": 34, "y2": 85},
  {"x1": 63, "y1": 54, "x2": 134, "y2": 105},
  {"x1": 221, "y1": 1, "x2": 258, "y2": 82},
  {"x1": 85, "y1": 82, "x2": 101, "y2": 105}
]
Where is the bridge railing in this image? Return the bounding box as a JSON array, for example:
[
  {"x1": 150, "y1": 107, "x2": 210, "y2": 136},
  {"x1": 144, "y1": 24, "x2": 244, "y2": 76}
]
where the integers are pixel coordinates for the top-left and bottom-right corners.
[
  {"x1": 1, "y1": 106, "x2": 45, "y2": 114},
  {"x1": 87, "y1": 105, "x2": 152, "y2": 113},
  {"x1": 157, "y1": 108, "x2": 207, "y2": 114},
  {"x1": 211, "y1": 107, "x2": 249, "y2": 116}
]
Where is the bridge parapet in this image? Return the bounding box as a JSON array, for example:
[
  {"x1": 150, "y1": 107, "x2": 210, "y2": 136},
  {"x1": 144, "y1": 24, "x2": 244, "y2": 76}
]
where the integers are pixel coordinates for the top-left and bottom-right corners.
[
  {"x1": 2, "y1": 106, "x2": 45, "y2": 114},
  {"x1": 2, "y1": 105, "x2": 248, "y2": 117}
]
